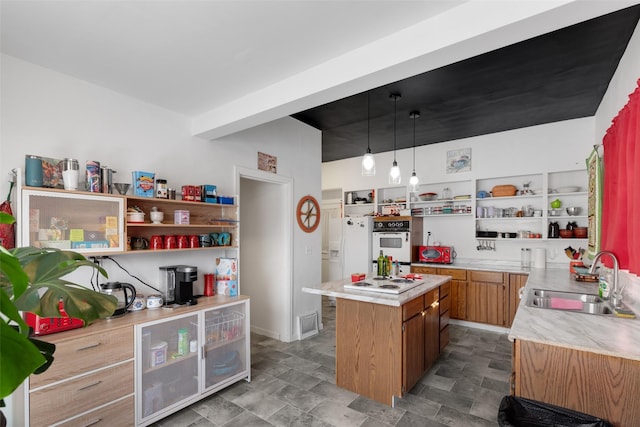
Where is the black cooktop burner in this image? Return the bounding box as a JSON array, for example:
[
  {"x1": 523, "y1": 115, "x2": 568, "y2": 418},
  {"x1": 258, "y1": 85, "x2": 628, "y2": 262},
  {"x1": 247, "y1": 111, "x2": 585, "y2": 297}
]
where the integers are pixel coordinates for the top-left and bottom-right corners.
[
  {"x1": 390, "y1": 278, "x2": 414, "y2": 284},
  {"x1": 372, "y1": 276, "x2": 387, "y2": 280},
  {"x1": 351, "y1": 281, "x2": 372, "y2": 286},
  {"x1": 379, "y1": 284, "x2": 400, "y2": 289}
]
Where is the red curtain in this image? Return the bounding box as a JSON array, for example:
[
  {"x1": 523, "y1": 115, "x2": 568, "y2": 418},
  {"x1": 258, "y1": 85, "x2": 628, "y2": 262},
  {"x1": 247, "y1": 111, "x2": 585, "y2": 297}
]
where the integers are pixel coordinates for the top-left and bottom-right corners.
[{"x1": 601, "y1": 78, "x2": 640, "y2": 274}]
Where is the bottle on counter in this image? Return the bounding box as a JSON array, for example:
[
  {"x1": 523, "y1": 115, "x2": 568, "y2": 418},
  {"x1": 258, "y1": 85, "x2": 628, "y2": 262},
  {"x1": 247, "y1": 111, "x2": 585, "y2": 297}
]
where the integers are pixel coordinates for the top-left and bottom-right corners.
[
  {"x1": 377, "y1": 250, "x2": 385, "y2": 276},
  {"x1": 386, "y1": 256, "x2": 392, "y2": 277}
]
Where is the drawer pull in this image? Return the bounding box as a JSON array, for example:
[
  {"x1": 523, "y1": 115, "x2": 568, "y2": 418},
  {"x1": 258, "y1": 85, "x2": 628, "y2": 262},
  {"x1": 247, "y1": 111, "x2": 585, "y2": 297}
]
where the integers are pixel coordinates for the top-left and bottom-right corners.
[
  {"x1": 83, "y1": 418, "x2": 102, "y2": 427},
  {"x1": 78, "y1": 380, "x2": 102, "y2": 391},
  {"x1": 76, "y1": 342, "x2": 101, "y2": 351}
]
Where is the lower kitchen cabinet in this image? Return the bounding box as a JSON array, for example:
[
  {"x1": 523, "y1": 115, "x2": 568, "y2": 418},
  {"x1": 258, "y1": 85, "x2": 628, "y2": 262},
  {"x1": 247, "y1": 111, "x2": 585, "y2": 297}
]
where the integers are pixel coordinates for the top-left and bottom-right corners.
[
  {"x1": 24, "y1": 296, "x2": 249, "y2": 427},
  {"x1": 28, "y1": 325, "x2": 134, "y2": 426},
  {"x1": 467, "y1": 270, "x2": 507, "y2": 326},
  {"x1": 438, "y1": 281, "x2": 451, "y2": 350},
  {"x1": 507, "y1": 273, "x2": 528, "y2": 327},
  {"x1": 513, "y1": 339, "x2": 640, "y2": 426},
  {"x1": 136, "y1": 298, "x2": 250, "y2": 426}
]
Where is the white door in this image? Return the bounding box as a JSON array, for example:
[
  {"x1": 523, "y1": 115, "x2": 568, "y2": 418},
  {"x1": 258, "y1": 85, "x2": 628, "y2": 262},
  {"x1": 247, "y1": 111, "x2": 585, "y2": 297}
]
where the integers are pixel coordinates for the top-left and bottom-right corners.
[{"x1": 321, "y1": 199, "x2": 342, "y2": 282}]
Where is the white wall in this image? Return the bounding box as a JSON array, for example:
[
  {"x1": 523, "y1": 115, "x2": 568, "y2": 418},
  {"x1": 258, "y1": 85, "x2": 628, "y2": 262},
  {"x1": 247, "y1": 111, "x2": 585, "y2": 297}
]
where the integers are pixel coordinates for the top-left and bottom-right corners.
[
  {"x1": 0, "y1": 54, "x2": 322, "y2": 339},
  {"x1": 323, "y1": 117, "x2": 595, "y2": 265}
]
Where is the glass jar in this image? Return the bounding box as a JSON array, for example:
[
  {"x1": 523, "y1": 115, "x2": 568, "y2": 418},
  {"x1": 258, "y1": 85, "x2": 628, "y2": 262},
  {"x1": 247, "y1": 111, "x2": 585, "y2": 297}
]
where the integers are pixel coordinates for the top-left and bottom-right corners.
[{"x1": 521, "y1": 248, "x2": 531, "y2": 268}]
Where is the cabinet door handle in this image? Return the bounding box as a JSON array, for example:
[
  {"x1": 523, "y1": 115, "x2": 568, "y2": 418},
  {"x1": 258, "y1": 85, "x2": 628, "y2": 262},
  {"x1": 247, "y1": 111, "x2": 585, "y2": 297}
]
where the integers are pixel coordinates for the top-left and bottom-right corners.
[
  {"x1": 76, "y1": 342, "x2": 101, "y2": 351},
  {"x1": 82, "y1": 418, "x2": 102, "y2": 427},
  {"x1": 78, "y1": 380, "x2": 102, "y2": 391}
]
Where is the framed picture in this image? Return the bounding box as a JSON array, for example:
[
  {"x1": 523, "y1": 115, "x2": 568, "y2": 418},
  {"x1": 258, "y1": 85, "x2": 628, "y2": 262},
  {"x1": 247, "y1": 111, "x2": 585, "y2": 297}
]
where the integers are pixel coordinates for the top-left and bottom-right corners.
[
  {"x1": 258, "y1": 152, "x2": 277, "y2": 174},
  {"x1": 446, "y1": 148, "x2": 471, "y2": 174}
]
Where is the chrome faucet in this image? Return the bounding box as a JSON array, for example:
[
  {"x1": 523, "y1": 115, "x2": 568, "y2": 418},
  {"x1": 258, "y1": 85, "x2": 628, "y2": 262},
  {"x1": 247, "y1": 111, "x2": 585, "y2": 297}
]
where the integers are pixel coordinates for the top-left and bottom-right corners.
[{"x1": 589, "y1": 251, "x2": 621, "y2": 306}]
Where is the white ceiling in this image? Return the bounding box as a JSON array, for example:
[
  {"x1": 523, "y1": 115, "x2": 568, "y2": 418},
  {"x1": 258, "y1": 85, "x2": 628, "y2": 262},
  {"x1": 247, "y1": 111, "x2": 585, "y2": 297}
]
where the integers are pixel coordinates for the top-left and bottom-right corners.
[{"x1": 2, "y1": 0, "x2": 636, "y2": 141}]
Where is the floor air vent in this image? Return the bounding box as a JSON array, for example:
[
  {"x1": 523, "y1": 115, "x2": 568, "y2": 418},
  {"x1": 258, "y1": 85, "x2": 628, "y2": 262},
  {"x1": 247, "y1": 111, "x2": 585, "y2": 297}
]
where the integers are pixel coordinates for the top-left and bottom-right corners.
[{"x1": 298, "y1": 312, "x2": 319, "y2": 339}]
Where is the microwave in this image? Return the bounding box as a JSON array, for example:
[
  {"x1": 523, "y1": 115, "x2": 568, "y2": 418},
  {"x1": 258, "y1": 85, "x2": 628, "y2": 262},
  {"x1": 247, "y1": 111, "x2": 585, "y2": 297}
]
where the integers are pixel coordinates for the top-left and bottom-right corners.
[{"x1": 418, "y1": 246, "x2": 454, "y2": 264}]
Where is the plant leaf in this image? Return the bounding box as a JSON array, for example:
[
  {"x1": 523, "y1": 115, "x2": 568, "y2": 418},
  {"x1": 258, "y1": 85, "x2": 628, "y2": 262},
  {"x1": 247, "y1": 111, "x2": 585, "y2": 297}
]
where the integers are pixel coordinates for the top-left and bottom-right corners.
[
  {"x1": 0, "y1": 322, "x2": 46, "y2": 398},
  {"x1": 0, "y1": 288, "x2": 29, "y2": 336},
  {"x1": 0, "y1": 250, "x2": 30, "y2": 299}
]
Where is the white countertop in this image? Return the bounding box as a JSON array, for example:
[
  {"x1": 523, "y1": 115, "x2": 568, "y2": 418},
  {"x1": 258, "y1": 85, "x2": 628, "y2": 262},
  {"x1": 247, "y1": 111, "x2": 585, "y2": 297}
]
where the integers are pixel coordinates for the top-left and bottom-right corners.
[
  {"x1": 308, "y1": 259, "x2": 640, "y2": 362},
  {"x1": 508, "y1": 267, "x2": 640, "y2": 361},
  {"x1": 302, "y1": 274, "x2": 450, "y2": 307}
]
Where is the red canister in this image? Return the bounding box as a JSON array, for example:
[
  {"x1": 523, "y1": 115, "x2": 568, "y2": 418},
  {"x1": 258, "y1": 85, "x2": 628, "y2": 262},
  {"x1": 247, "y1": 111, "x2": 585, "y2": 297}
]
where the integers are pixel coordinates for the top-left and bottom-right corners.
[{"x1": 204, "y1": 273, "x2": 215, "y2": 296}]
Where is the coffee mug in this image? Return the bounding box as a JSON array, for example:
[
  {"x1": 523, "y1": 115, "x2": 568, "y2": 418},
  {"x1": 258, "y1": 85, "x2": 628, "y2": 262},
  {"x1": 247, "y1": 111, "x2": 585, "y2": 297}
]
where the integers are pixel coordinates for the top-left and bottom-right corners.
[
  {"x1": 131, "y1": 237, "x2": 149, "y2": 250},
  {"x1": 217, "y1": 232, "x2": 231, "y2": 246},
  {"x1": 177, "y1": 235, "x2": 189, "y2": 249},
  {"x1": 164, "y1": 235, "x2": 177, "y2": 249},
  {"x1": 209, "y1": 233, "x2": 219, "y2": 246},
  {"x1": 146, "y1": 294, "x2": 163, "y2": 309},
  {"x1": 150, "y1": 235, "x2": 164, "y2": 250},
  {"x1": 129, "y1": 293, "x2": 146, "y2": 311},
  {"x1": 199, "y1": 234, "x2": 212, "y2": 247},
  {"x1": 189, "y1": 235, "x2": 200, "y2": 248}
]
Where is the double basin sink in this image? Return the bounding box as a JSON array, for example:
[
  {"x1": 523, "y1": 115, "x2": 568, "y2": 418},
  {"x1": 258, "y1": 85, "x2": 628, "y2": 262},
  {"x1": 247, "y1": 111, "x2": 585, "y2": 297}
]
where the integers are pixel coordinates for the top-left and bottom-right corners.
[{"x1": 526, "y1": 289, "x2": 634, "y2": 317}]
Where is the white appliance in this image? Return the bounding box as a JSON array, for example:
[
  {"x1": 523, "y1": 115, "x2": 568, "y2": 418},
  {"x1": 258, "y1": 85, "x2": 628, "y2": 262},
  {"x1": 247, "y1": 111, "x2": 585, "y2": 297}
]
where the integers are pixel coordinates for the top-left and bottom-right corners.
[
  {"x1": 343, "y1": 277, "x2": 424, "y2": 295},
  {"x1": 342, "y1": 216, "x2": 373, "y2": 277}
]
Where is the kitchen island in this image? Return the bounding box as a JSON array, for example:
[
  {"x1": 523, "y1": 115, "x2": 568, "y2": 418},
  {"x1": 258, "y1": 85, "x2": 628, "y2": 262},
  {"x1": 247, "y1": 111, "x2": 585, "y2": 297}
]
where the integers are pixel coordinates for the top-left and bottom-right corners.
[{"x1": 303, "y1": 274, "x2": 451, "y2": 406}]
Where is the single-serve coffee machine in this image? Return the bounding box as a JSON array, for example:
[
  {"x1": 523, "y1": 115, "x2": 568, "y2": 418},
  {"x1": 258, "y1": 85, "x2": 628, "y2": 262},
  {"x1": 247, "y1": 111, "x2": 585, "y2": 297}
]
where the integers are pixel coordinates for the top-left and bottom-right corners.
[{"x1": 159, "y1": 265, "x2": 198, "y2": 305}]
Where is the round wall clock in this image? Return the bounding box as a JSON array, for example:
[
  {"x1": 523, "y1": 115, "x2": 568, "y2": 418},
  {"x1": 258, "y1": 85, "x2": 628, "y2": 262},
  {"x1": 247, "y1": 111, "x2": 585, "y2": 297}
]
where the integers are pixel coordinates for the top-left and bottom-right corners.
[{"x1": 296, "y1": 195, "x2": 320, "y2": 233}]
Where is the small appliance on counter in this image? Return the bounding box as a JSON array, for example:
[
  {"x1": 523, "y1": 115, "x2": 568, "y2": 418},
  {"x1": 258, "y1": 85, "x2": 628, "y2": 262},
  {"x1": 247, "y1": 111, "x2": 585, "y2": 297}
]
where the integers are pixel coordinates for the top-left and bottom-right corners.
[
  {"x1": 159, "y1": 265, "x2": 198, "y2": 305},
  {"x1": 418, "y1": 246, "x2": 455, "y2": 264},
  {"x1": 25, "y1": 299, "x2": 84, "y2": 335},
  {"x1": 99, "y1": 282, "x2": 136, "y2": 317}
]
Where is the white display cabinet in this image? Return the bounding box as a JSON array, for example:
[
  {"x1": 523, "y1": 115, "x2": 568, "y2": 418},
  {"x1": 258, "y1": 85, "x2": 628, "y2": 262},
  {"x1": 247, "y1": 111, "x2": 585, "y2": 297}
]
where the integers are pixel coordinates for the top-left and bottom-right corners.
[
  {"x1": 137, "y1": 312, "x2": 200, "y2": 424},
  {"x1": 20, "y1": 187, "x2": 125, "y2": 253},
  {"x1": 135, "y1": 298, "x2": 250, "y2": 426}
]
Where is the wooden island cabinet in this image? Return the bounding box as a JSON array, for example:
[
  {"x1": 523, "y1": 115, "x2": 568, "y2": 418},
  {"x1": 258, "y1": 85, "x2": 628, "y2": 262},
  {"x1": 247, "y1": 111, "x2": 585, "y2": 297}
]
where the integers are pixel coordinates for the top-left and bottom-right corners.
[{"x1": 336, "y1": 285, "x2": 447, "y2": 406}]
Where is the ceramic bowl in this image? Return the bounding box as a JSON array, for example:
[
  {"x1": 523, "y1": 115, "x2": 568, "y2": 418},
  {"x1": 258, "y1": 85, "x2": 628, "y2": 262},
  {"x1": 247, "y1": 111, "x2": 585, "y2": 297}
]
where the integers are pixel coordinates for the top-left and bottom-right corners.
[
  {"x1": 150, "y1": 211, "x2": 164, "y2": 224},
  {"x1": 126, "y1": 211, "x2": 145, "y2": 223},
  {"x1": 559, "y1": 229, "x2": 574, "y2": 238}
]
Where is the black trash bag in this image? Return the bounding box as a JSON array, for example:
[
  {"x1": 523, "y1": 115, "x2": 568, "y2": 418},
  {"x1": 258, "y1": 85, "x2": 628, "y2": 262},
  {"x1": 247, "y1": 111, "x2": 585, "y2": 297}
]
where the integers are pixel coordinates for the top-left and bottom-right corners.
[{"x1": 497, "y1": 396, "x2": 613, "y2": 427}]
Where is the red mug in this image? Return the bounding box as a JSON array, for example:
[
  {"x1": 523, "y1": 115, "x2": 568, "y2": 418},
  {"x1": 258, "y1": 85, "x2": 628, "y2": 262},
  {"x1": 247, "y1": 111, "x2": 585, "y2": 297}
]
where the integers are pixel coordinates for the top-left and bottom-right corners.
[
  {"x1": 164, "y1": 235, "x2": 177, "y2": 249},
  {"x1": 177, "y1": 235, "x2": 188, "y2": 249},
  {"x1": 150, "y1": 235, "x2": 164, "y2": 250},
  {"x1": 189, "y1": 235, "x2": 200, "y2": 248}
]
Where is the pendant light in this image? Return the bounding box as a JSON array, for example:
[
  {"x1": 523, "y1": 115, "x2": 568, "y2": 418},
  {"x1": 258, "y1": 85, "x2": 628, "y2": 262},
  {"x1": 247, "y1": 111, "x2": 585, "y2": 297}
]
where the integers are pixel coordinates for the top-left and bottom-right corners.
[
  {"x1": 388, "y1": 93, "x2": 401, "y2": 185},
  {"x1": 361, "y1": 92, "x2": 376, "y2": 176},
  {"x1": 408, "y1": 110, "x2": 420, "y2": 192}
]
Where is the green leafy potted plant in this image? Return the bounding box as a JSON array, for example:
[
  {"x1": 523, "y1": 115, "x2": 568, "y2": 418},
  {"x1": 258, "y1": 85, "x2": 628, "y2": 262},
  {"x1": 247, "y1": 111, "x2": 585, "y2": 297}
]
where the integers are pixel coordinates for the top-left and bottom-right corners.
[{"x1": 0, "y1": 212, "x2": 118, "y2": 423}]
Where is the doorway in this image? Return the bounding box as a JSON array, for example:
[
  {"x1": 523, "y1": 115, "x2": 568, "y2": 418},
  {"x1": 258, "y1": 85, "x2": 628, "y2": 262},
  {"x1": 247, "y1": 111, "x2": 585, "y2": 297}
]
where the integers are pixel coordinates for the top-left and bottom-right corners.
[{"x1": 236, "y1": 167, "x2": 293, "y2": 341}]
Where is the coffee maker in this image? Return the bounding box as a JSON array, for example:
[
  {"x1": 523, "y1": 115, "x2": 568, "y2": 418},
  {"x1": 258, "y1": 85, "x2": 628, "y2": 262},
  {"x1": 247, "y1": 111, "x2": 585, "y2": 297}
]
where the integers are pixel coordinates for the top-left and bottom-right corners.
[{"x1": 159, "y1": 265, "x2": 198, "y2": 305}]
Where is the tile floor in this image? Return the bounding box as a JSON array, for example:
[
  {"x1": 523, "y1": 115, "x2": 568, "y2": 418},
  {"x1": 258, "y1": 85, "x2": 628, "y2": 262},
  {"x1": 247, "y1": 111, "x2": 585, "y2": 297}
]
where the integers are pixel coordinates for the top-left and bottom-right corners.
[{"x1": 154, "y1": 297, "x2": 511, "y2": 426}]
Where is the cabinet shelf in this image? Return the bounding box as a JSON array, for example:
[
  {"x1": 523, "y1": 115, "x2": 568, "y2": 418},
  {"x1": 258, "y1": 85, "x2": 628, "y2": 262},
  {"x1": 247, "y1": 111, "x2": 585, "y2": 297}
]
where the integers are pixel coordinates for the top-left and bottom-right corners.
[
  {"x1": 204, "y1": 335, "x2": 245, "y2": 352},
  {"x1": 126, "y1": 223, "x2": 238, "y2": 228},
  {"x1": 143, "y1": 352, "x2": 198, "y2": 375},
  {"x1": 476, "y1": 194, "x2": 542, "y2": 202}
]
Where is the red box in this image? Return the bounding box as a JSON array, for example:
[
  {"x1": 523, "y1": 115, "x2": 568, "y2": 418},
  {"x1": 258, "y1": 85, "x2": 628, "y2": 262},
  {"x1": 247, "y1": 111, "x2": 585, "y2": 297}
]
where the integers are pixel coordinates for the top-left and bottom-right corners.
[
  {"x1": 351, "y1": 273, "x2": 366, "y2": 282},
  {"x1": 181, "y1": 185, "x2": 196, "y2": 201}
]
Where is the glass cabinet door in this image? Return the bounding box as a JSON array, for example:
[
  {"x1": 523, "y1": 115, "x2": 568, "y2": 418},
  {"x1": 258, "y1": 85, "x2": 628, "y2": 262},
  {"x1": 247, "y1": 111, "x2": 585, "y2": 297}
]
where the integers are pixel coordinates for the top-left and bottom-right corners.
[
  {"x1": 203, "y1": 300, "x2": 250, "y2": 391},
  {"x1": 136, "y1": 313, "x2": 200, "y2": 424},
  {"x1": 21, "y1": 188, "x2": 124, "y2": 253}
]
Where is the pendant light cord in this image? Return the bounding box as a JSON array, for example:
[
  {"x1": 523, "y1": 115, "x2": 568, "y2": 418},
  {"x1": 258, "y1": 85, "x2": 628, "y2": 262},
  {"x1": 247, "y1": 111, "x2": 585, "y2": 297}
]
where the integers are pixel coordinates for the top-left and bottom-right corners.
[
  {"x1": 393, "y1": 96, "x2": 397, "y2": 162},
  {"x1": 367, "y1": 92, "x2": 371, "y2": 153},
  {"x1": 412, "y1": 114, "x2": 416, "y2": 171}
]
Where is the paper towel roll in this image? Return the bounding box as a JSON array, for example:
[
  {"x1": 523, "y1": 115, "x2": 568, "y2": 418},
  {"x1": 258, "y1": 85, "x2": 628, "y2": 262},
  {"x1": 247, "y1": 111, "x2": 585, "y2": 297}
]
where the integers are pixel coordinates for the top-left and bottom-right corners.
[{"x1": 533, "y1": 248, "x2": 546, "y2": 268}]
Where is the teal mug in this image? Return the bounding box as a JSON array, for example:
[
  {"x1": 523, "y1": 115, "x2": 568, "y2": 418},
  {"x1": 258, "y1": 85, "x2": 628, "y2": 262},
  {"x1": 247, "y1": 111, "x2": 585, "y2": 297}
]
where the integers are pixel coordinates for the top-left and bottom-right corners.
[
  {"x1": 217, "y1": 232, "x2": 231, "y2": 246},
  {"x1": 209, "y1": 233, "x2": 219, "y2": 246}
]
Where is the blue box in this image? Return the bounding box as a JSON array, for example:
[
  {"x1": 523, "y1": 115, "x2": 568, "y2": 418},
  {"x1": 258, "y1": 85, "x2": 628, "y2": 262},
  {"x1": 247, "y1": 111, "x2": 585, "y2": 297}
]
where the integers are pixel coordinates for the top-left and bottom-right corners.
[
  {"x1": 71, "y1": 240, "x2": 110, "y2": 249},
  {"x1": 202, "y1": 185, "x2": 217, "y2": 197},
  {"x1": 219, "y1": 196, "x2": 234, "y2": 205},
  {"x1": 132, "y1": 171, "x2": 155, "y2": 197}
]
